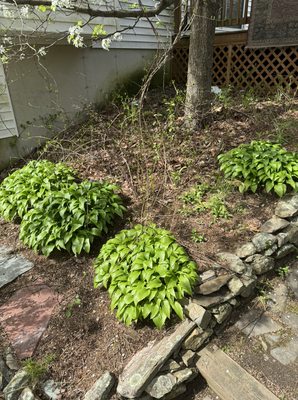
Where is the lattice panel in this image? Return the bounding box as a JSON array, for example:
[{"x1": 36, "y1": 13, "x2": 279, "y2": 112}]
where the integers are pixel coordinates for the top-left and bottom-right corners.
[{"x1": 171, "y1": 40, "x2": 298, "y2": 90}]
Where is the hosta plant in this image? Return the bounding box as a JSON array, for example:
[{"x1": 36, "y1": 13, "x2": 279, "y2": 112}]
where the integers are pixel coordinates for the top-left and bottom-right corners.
[
  {"x1": 94, "y1": 224, "x2": 199, "y2": 328},
  {"x1": 218, "y1": 140, "x2": 298, "y2": 197},
  {"x1": 20, "y1": 180, "x2": 125, "y2": 256},
  {"x1": 0, "y1": 160, "x2": 76, "y2": 221}
]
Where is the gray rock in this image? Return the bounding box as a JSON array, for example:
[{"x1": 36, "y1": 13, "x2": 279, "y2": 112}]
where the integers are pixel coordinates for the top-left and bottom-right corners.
[
  {"x1": 181, "y1": 350, "x2": 196, "y2": 367},
  {"x1": 276, "y1": 232, "x2": 289, "y2": 247},
  {"x1": 183, "y1": 300, "x2": 211, "y2": 329},
  {"x1": 264, "y1": 244, "x2": 278, "y2": 256},
  {"x1": 240, "y1": 276, "x2": 256, "y2": 298},
  {"x1": 283, "y1": 224, "x2": 298, "y2": 246},
  {"x1": 291, "y1": 215, "x2": 298, "y2": 225},
  {"x1": 246, "y1": 254, "x2": 274, "y2": 275},
  {"x1": 236, "y1": 243, "x2": 257, "y2": 258},
  {"x1": 0, "y1": 254, "x2": 33, "y2": 289},
  {"x1": 227, "y1": 276, "x2": 244, "y2": 296},
  {"x1": 264, "y1": 333, "x2": 281, "y2": 346},
  {"x1": 268, "y1": 283, "x2": 288, "y2": 313},
  {"x1": 217, "y1": 253, "x2": 246, "y2": 274},
  {"x1": 173, "y1": 368, "x2": 197, "y2": 384},
  {"x1": 84, "y1": 372, "x2": 114, "y2": 400},
  {"x1": 145, "y1": 373, "x2": 176, "y2": 399},
  {"x1": 211, "y1": 303, "x2": 232, "y2": 324},
  {"x1": 162, "y1": 384, "x2": 186, "y2": 400},
  {"x1": 260, "y1": 216, "x2": 289, "y2": 233},
  {"x1": 0, "y1": 355, "x2": 12, "y2": 386},
  {"x1": 182, "y1": 328, "x2": 213, "y2": 351},
  {"x1": 0, "y1": 371, "x2": 3, "y2": 391},
  {"x1": 193, "y1": 287, "x2": 234, "y2": 308},
  {"x1": 3, "y1": 369, "x2": 30, "y2": 400},
  {"x1": 229, "y1": 298, "x2": 240, "y2": 307},
  {"x1": 281, "y1": 312, "x2": 298, "y2": 332},
  {"x1": 19, "y1": 388, "x2": 37, "y2": 400},
  {"x1": 275, "y1": 195, "x2": 298, "y2": 218},
  {"x1": 195, "y1": 274, "x2": 232, "y2": 295},
  {"x1": 235, "y1": 310, "x2": 282, "y2": 337},
  {"x1": 5, "y1": 348, "x2": 20, "y2": 371},
  {"x1": 275, "y1": 243, "x2": 297, "y2": 259},
  {"x1": 286, "y1": 266, "x2": 298, "y2": 298},
  {"x1": 270, "y1": 336, "x2": 298, "y2": 365},
  {"x1": 160, "y1": 359, "x2": 181, "y2": 373},
  {"x1": 199, "y1": 270, "x2": 216, "y2": 283},
  {"x1": 252, "y1": 233, "x2": 277, "y2": 253},
  {"x1": 117, "y1": 319, "x2": 196, "y2": 398}
]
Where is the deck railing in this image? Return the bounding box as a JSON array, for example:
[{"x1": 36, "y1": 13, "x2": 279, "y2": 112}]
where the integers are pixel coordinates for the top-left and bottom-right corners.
[{"x1": 174, "y1": 0, "x2": 252, "y2": 32}]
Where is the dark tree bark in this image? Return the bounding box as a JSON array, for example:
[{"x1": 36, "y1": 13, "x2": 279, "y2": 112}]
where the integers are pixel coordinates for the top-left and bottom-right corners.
[{"x1": 184, "y1": 0, "x2": 220, "y2": 129}]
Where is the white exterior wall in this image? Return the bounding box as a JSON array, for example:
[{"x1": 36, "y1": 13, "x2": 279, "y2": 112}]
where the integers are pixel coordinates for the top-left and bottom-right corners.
[{"x1": 0, "y1": 1, "x2": 173, "y2": 170}]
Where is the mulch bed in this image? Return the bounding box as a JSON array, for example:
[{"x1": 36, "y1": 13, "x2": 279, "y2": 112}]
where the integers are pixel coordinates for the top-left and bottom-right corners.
[{"x1": 0, "y1": 88, "x2": 297, "y2": 399}]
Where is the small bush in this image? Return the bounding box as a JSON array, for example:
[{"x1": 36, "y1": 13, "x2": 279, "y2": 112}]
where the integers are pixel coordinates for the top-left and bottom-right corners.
[
  {"x1": 0, "y1": 160, "x2": 76, "y2": 221},
  {"x1": 218, "y1": 140, "x2": 298, "y2": 197},
  {"x1": 94, "y1": 224, "x2": 199, "y2": 329},
  {"x1": 20, "y1": 181, "x2": 125, "y2": 256}
]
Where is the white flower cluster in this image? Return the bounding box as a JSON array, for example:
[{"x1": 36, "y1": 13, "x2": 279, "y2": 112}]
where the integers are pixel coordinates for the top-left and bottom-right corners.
[
  {"x1": 101, "y1": 32, "x2": 123, "y2": 51},
  {"x1": 20, "y1": 5, "x2": 30, "y2": 18},
  {"x1": 67, "y1": 24, "x2": 84, "y2": 48},
  {"x1": 51, "y1": 0, "x2": 73, "y2": 10},
  {"x1": 0, "y1": 5, "x2": 14, "y2": 18}
]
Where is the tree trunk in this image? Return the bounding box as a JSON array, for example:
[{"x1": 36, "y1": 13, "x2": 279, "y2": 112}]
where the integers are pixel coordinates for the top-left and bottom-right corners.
[{"x1": 184, "y1": 0, "x2": 220, "y2": 129}]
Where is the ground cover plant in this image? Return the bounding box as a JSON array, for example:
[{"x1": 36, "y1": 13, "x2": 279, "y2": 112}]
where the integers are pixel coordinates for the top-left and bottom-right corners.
[
  {"x1": 218, "y1": 140, "x2": 298, "y2": 197},
  {"x1": 94, "y1": 224, "x2": 199, "y2": 328},
  {"x1": 0, "y1": 160, "x2": 76, "y2": 221},
  {"x1": 20, "y1": 180, "x2": 125, "y2": 256}
]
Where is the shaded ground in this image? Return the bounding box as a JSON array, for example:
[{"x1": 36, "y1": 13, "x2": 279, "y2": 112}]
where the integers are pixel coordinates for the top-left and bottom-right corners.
[{"x1": 0, "y1": 87, "x2": 297, "y2": 399}]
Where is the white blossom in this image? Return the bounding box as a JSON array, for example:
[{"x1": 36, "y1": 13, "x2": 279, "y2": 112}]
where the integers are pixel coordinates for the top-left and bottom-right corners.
[
  {"x1": 0, "y1": 45, "x2": 5, "y2": 55},
  {"x1": 102, "y1": 38, "x2": 111, "y2": 51},
  {"x1": 0, "y1": 5, "x2": 14, "y2": 18},
  {"x1": 37, "y1": 47, "x2": 47, "y2": 56},
  {"x1": 20, "y1": 5, "x2": 30, "y2": 18},
  {"x1": 67, "y1": 24, "x2": 84, "y2": 48},
  {"x1": 3, "y1": 36, "x2": 13, "y2": 45},
  {"x1": 51, "y1": 0, "x2": 73, "y2": 10},
  {"x1": 113, "y1": 32, "x2": 123, "y2": 41}
]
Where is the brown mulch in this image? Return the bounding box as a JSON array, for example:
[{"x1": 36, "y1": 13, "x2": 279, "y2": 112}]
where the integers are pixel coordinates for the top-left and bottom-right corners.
[{"x1": 0, "y1": 89, "x2": 297, "y2": 399}]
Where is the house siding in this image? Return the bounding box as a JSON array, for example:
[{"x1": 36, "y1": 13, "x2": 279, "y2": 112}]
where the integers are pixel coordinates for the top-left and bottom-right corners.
[{"x1": 0, "y1": 61, "x2": 18, "y2": 139}]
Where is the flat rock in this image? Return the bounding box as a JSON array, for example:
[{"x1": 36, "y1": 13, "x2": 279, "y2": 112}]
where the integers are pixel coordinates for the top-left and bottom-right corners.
[
  {"x1": 260, "y1": 216, "x2": 289, "y2": 233},
  {"x1": 181, "y1": 350, "x2": 196, "y2": 367},
  {"x1": 199, "y1": 270, "x2": 216, "y2": 283},
  {"x1": 286, "y1": 266, "x2": 298, "y2": 298},
  {"x1": 162, "y1": 384, "x2": 186, "y2": 400},
  {"x1": 246, "y1": 254, "x2": 274, "y2": 275},
  {"x1": 275, "y1": 195, "x2": 298, "y2": 218},
  {"x1": 281, "y1": 312, "x2": 298, "y2": 332},
  {"x1": 0, "y1": 252, "x2": 33, "y2": 288},
  {"x1": 283, "y1": 224, "x2": 298, "y2": 246},
  {"x1": 0, "y1": 355, "x2": 13, "y2": 384},
  {"x1": 251, "y1": 233, "x2": 277, "y2": 252},
  {"x1": 84, "y1": 372, "x2": 115, "y2": 400},
  {"x1": 173, "y1": 368, "x2": 197, "y2": 384},
  {"x1": 145, "y1": 373, "x2": 176, "y2": 399},
  {"x1": 160, "y1": 359, "x2": 181, "y2": 373},
  {"x1": 236, "y1": 243, "x2": 257, "y2": 258},
  {"x1": 276, "y1": 232, "x2": 289, "y2": 247},
  {"x1": 235, "y1": 310, "x2": 282, "y2": 337},
  {"x1": 5, "y1": 348, "x2": 20, "y2": 371},
  {"x1": 193, "y1": 287, "x2": 234, "y2": 308},
  {"x1": 195, "y1": 274, "x2": 232, "y2": 295},
  {"x1": 268, "y1": 283, "x2": 288, "y2": 313},
  {"x1": 0, "y1": 284, "x2": 61, "y2": 359},
  {"x1": 117, "y1": 319, "x2": 196, "y2": 398},
  {"x1": 270, "y1": 336, "x2": 298, "y2": 365},
  {"x1": 3, "y1": 369, "x2": 30, "y2": 400},
  {"x1": 275, "y1": 243, "x2": 297, "y2": 259},
  {"x1": 182, "y1": 300, "x2": 211, "y2": 329},
  {"x1": 217, "y1": 253, "x2": 246, "y2": 274},
  {"x1": 240, "y1": 276, "x2": 257, "y2": 298},
  {"x1": 227, "y1": 276, "x2": 244, "y2": 295},
  {"x1": 182, "y1": 328, "x2": 213, "y2": 351}
]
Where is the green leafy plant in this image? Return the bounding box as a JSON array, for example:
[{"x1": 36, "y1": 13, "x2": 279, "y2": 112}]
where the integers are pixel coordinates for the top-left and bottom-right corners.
[
  {"x1": 0, "y1": 160, "x2": 76, "y2": 221},
  {"x1": 191, "y1": 229, "x2": 206, "y2": 243},
  {"x1": 94, "y1": 224, "x2": 199, "y2": 328},
  {"x1": 23, "y1": 354, "x2": 55, "y2": 383},
  {"x1": 65, "y1": 295, "x2": 81, "y2": 317},
  {"x1": 277, "y1": 265, "x2": 290, "y2": 280},
  {"x1": 20, "y1": 181, "x2": 125, "y2": 256},
  {"x1": 218, "y1": 140, "x2": 298, "y2": 197},
  {"x1": 207, "y1": 195, "x2": 230, "y2": 219}
]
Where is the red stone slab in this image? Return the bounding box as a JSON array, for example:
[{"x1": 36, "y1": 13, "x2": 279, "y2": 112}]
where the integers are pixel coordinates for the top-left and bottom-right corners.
[{"x1": 0, "y1": 284, "x2": 61, "y2": 359}]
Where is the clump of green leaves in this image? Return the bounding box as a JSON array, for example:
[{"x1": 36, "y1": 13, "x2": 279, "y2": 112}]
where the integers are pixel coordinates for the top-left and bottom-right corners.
[
  {"x1": 23, "y1": 354, "x2": 55, "y2": 383},
  {"x1": 94, "y1": 224, "x2": 199, "y2": 328},
  {"x1": 180, "y1": 183, "x2": 230, "y2": 220},
  {"x1": 0, "y1": 160, "x2": 76, "y2": 221},
  {"x1": 20, "y1": 181, "x2": 125, "y2": 256},
  {"x1": 218, "y1": 140, "x2": 298, "y2": 197},
  {"x1": 191, "y1": 229, "x2": 206, "y2": 243}
]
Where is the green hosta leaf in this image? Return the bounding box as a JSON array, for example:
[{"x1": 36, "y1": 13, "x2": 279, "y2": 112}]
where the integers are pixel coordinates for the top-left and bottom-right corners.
[{"x1": 171, "y1": 301, "x2": 184, "y2": 320}]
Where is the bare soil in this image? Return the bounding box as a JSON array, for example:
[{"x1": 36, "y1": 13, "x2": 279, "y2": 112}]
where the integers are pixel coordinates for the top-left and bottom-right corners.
[{"x1": 0, "y1": 88, "x2": 297, "y2": 399}]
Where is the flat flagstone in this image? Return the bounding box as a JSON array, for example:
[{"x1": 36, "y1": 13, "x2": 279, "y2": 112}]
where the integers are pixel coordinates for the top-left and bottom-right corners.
[
  {"x1": 0, "y1": 284, "x2": 61, "y2": 359},
  {"x1": 235, "y1": 310, "x2": 282, "y2": 337},
  {"x1": 0, "y1": 247, "x2": 33, "y2": 288}
]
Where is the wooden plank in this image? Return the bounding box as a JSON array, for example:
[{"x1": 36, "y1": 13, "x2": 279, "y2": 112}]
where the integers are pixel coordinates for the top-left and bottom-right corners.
[
  {"x1": 214, "y1": 31, "x2": 248, "y2": 45},
  {"x1": 196, "y1": 345, "x2": 279, "y2": 400}
]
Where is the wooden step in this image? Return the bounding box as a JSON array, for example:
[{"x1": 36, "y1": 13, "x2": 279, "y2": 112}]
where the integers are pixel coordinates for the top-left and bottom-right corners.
[{"x1": 196, "y1": 345, "x2": 279, "y2": 400}]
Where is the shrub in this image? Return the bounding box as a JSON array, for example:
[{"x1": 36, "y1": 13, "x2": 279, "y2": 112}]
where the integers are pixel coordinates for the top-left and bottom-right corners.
[
  {"x1": 94, "y1": 224, "x2": 199, "y2": 328},
  {"x1": 218, "y1": 140, "x2": 298, "y2": 197},
  {"x1": 0, "y1": 160, "x2": 76, "y2": 221},
  {"x1": 20, "y1": 181, "x2": 125, "y2": 256}
]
